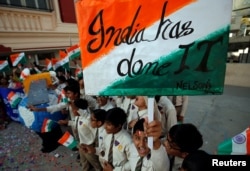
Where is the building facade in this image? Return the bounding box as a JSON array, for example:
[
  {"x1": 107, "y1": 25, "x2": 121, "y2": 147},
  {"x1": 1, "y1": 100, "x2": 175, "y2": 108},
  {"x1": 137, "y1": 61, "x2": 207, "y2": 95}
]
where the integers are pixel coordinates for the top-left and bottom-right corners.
[{"x1": 0, "y1": 0, "x2": 79, "y2": 68}]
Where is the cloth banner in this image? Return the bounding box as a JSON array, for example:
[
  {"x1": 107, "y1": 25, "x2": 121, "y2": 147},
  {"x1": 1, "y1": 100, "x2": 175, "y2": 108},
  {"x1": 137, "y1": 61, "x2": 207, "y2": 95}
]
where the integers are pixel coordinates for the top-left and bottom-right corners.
[{"x1": 76, "y1": 0, "x2": 232, "y2": 96}]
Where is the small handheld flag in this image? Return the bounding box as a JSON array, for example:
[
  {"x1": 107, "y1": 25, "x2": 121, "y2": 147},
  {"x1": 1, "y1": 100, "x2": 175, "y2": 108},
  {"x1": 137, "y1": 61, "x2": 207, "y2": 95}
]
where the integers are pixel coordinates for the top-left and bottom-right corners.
[
  {"x1": 41, "y1": 118, "x2": 58, "y2": 133},
  {"x1": 0, "y1": 60, "x2": 10, "y2": 72},
  {"x1": 10, "y1": 52, "x2": 26, "y2": 67},
  {"x1": 67, "y1": 44, "x2": 81, "y2": 60},
  {"x1": 58, "y1": 131, "x2": 77, "y2": 150}
]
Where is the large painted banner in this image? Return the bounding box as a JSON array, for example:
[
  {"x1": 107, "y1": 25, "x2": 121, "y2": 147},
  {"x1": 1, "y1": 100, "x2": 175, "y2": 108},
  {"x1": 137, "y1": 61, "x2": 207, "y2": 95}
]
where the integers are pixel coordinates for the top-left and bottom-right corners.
[{"x1": 76, "y1": 0, "x2": 232, "y2": 96}]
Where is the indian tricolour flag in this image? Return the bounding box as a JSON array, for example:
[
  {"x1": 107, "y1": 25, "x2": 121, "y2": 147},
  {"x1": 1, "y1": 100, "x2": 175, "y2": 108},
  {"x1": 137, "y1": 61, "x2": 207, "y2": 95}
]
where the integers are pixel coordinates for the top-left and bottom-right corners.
[
  {"x1": 67, "y1": 44, "x2": 81, "y2": 60},
  {"x1": 10, "y1": 52, "x2": 26, "y2": 67},
  {"x1": 7, "y1": 91, "x2": 22, "y2": 108},
  {"x1": 57, "y1": 89, "x2": 68, "y2": 103},
  {"x1": 75, "y1": 64, "x2": 83, "y2": 79},
  {"x1": 51, "y1": 58, "x2": 61, "y2": 70},
  {"x1": 0, "y1": 60, "x2": 10, "y2": 72},
  {"x1": 217, "y1": 127, "x2": 250, "y2": 155},
  {"x1": 45, "y1": 58, "x2": 53, "y2": 71},
  {"x1": 59, "y1": 50, "x2": 70, "y2": 70},
  {"x1": 41, "y1": 118, "x2": 57, "y2": 133},
  {"x1": 76, "y1": 0, "x2": 232, "y2": 96},
  {"x1": 58, "y1": 131, "x2": 77, "y2": 150}
]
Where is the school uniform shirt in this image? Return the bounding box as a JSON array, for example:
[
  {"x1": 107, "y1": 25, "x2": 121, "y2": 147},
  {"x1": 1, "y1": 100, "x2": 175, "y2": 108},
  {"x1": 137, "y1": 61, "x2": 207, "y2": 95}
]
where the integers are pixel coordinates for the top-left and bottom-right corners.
[
  {"x1": 80, "y1": 92, "x2": 98, "y2": 111},
  {"x1": 157, "y1": 96, "x2": 177, "y2": 136},
  {"x1": 131, "y1": 109, "x2": 148, "y2": 121},
  {"x1": 46, "y1": 102, "x2": 68, "y2": 114},
  {"x1": 77, "y1": 115, "x2": 96, "y2": 145},
  {"x1": 57, "y1": 83, "x2": 67, "y2": 92},
  {"x1": 128, "y1": 144, "x2": 170, "y2": 171},
  {"x1": 167, "y1": 96, "x2": 188, "y2": 117},
  {"x1": 99, "y1": 101, "x2": 114, "y2": 111},
  {"x1": 172, "y1": 156, "x2": 183, "y2": 171},
  {"x1": 99, "y1": 129, "x2": 132, "y2": 171},
  {"x1": 95, "y1": 126, "x2": 107, "y2": 155},
  {"x1": 68, "y1": 109, "x2": 89, "y2": 131}
]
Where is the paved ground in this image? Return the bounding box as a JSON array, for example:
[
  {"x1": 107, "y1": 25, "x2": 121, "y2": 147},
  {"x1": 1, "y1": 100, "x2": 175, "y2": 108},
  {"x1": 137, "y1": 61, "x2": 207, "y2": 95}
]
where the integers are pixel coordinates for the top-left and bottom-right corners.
[
  {"x1": 185, "y1": 85, "x2": 250, "y2": 154},
  {"x1": 0, "y1": 85, "x2": 250, "y2": 170}
]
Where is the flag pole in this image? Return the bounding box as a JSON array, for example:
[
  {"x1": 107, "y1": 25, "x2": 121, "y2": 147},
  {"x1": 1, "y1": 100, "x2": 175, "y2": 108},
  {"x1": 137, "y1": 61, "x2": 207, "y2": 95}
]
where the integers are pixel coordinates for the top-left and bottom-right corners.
[{"x1": 147, "y1": 97, "x2": 154, "y2": 149}]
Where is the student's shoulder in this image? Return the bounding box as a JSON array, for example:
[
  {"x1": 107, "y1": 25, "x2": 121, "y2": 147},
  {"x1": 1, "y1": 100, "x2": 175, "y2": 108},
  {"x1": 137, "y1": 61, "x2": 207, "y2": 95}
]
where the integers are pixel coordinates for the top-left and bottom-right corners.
[{"x1": 118, "y1": 130, "x2": 132, "y2": 142}]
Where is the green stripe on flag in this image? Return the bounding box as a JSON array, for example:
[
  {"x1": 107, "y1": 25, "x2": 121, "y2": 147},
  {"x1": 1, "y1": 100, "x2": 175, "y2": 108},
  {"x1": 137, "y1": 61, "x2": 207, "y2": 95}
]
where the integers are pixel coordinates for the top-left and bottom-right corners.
[{"x1": 217, "y1": 138, "x2": 233, "y2": 155}]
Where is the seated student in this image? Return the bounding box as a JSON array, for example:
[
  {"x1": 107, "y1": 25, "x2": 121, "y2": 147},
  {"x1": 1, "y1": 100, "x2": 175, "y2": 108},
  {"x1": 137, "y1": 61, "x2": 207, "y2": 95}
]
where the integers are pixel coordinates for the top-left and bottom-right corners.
[
  {"x1": 179, "y1": 150, "x2": 210, "y2": 171},
  {"x1": 128, "y1": 118, "x2": 170, "y2": 171},
  {"x1": 163, "y1": 123, "x2": 203, "y2": 171}
]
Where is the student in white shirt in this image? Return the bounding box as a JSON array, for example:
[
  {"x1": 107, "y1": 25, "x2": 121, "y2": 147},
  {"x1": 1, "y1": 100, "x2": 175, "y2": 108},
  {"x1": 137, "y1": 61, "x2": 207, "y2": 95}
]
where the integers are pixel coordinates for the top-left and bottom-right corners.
[
  {"x1": 81, "y1": 109, "x2": 108, "y2": 171},
  {"x1": 96, "y1": 96, "x2": 115, "y2": 111},
  {"x1": 155, "y1": 96, "x2": 177, "y2": 138},
  {"x1": 115, "y1": 96, "x2": 138, "y2": 132},
  {"x1": 168, "y1": 96, "x2": 188, "y2": 123},
  {"x1": 100, "y1": 107, "x2": 132, "y2": 171},
  {"x1": 128, "y1": 118, "x2": 170, "y2": 171}
]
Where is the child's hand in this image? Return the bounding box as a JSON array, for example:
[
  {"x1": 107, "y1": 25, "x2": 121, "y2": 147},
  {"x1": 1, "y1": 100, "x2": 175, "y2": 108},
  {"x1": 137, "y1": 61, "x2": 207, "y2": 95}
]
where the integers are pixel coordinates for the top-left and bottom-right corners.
[
  {"x1": 128, "y1": 119, "x2": 137, "y2": 129},
  {"x1": 143, "y1": 117, "x2": 162, "y2": 150},
  {"x1": 143, "y1": 117, "x2": 162, "y2": 139},
  {"x1": 57, "y1": 120, "x2": 68, "y2": 125},
  {"x1": 80, "y1": 144, "x2": 96, "y2": 154},
  {"x1": 73, "y1": 110, "x2": 80, "y2": 116},
  {"x1": 27, "y1": 105, "x2": 37, "y2": 112},
  {"x1": 79, "y1": 144, "x2": 88, "y2": 153},
  {"x1": 103, "y1": 161, "x2": 114, "y2": 171}
]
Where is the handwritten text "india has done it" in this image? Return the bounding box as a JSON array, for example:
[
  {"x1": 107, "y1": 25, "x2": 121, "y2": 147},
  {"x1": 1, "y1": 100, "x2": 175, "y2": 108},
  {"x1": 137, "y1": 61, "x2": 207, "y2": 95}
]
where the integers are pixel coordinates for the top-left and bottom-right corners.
[{"x1": 86, "y1": 1, "x2": 225, "y2": 78}]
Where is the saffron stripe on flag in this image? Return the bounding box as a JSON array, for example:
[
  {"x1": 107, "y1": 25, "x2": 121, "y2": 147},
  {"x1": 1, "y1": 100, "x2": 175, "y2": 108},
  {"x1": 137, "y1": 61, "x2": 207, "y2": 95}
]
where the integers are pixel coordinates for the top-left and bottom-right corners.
[{"x1": 58, "y1": 131, "x2": 77, "y2": 149}]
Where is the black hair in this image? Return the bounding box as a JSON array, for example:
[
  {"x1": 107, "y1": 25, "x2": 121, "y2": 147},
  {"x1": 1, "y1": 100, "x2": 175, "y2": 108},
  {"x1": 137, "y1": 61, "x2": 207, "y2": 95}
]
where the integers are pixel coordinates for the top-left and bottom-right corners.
[
  {"x1": 74, "y1": 98, "x2": 88, "y2": 110},
  {"x1": 92, "y1": 109, "x2": 107, "y2": 124},
  {"x1": 58, "y1": 75, "x2": 66, "y2": 83},
  {"x1": 105, "y1": 107, "x2": 127, "y2": 127},
  {"x1": 181, "y1": 150, "x2": 210, "y2": 171},
  {"x1": 168, "y1": 123, "x2": 203, "y2": 153},
  {"x1": 66, "y1": 78, "x2": 79, "y2": 87},
  {"x1": 132, "y1": 118, "x2": 145, "y2": 135},
  {"x1": 154, "y1": 95, "x2": 161, "y2": 103},
  {"x1": 64, "y1": 84, "x2": 80, "y2": 98}
]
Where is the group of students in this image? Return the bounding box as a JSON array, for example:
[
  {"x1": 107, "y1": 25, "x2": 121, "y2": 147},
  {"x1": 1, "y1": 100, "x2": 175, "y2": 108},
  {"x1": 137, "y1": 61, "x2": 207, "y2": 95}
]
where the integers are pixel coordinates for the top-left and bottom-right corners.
[
  {"x1": 0, "y1": 64, "x2": 206, "y2": 171},
  {"x1": 25, "y1": 69, "x2": 208, "y2": 171}
]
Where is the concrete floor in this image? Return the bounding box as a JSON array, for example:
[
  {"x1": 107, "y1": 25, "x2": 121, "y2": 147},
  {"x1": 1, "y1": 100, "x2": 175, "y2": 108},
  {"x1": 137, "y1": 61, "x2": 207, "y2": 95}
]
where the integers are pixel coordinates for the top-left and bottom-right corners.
[{"x1": 185, "y1": 85, "x2": 250, "y2": 154}]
